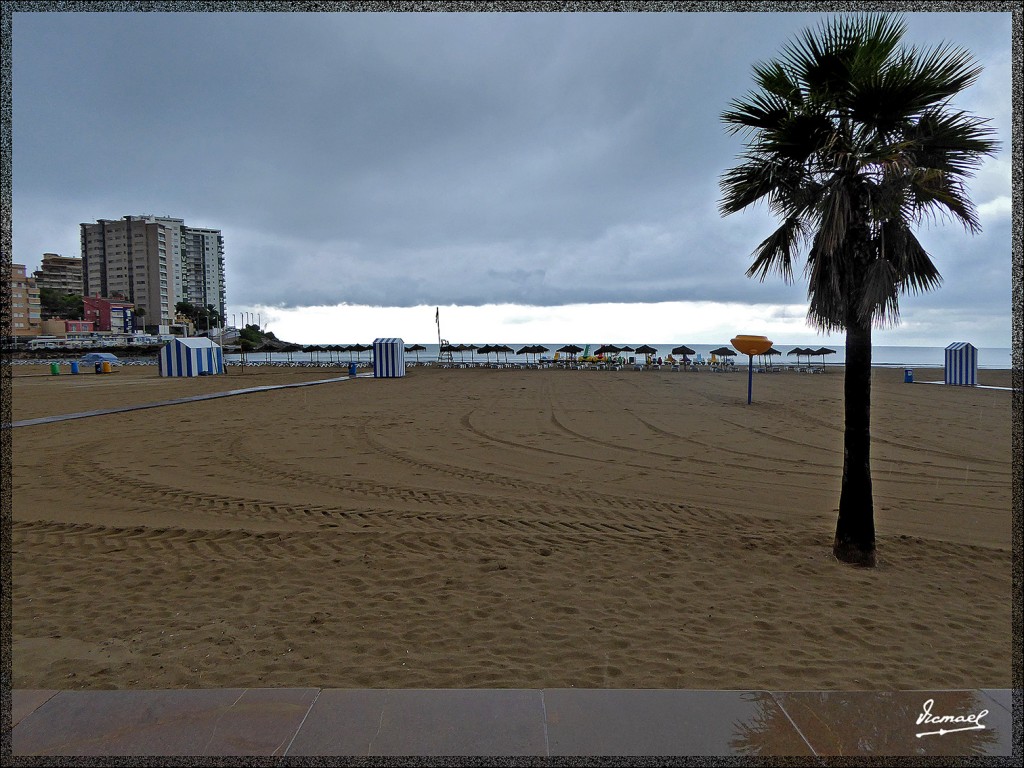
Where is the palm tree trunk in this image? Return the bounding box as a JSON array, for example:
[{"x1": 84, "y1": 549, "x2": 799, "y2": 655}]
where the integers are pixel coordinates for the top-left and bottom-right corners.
[{"x1": 834, "y1": 317, "x2": 876, "y2": 566}]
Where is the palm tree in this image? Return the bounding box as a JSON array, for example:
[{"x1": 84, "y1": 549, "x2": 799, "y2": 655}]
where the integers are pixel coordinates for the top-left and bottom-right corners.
[{"x1": 719, "y1": 14, "x2": 998, "y2": 566}]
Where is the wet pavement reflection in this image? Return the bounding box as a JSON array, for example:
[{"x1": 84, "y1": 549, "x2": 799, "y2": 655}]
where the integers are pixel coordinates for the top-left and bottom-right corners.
[{"x1": 11, "y1": 687, "x2": 1015, "y2": 757}]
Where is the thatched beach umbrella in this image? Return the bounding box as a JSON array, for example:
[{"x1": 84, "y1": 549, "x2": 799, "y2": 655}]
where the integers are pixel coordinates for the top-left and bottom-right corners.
[
  {"x1": 760, "y1": 346, "x2": 782, "y2": 368},
  {"x1": 708, "y1": 346, "x2": 737, "y2": 360},
  {"x1": 302, "y1": 344, "x2": 322, "y2": 364},
  {"x1": 514, "y1": 345, "x2": 543, "y2": 364},
  {"x1": 477, "y1": 344, "x2": 496, "y2": 364},
  {"x1": 671, "y1": 345, "x2": 696, "y2": 364},
  {"x1": 812, "y1": 347, "x2": 836, "y2": 368},
  {"x1": 635, "y1": 344, "x2": 658, "y2": 362},
  {"x1": 442, "y1": 343, "x2": 467, "y2": 363},
  {"x1": 594, "y1": 344, "x2": 621, "y2": 356},
  {"x1": 493, "y1": 344, "x2": 514, "y2": 364},
  {"x1": 350, "y1": 343, "x2": 371, "y2": 363},
  {"x1": 788, "y1": 347, "x2": 809, "y2": 365},
  {"x1": 405, "y1": 343, "x2": 426, "y2": 363},
  {"x1": 257, "y1": 343, "x2": 275, "y2": 364}
]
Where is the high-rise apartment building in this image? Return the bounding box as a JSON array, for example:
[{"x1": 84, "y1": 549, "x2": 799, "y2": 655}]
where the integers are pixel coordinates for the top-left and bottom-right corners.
[
  {"x1": 181, "y1": 227, "x2": 226, "y2": 319},
  {"x1": 80, "y1": 215, "x2": 225, "y2": 331},
  {"x1": 33, "y1": 253, "x2": 84, "y2": 296},
  {"x1": 8, "y1": 263, "x2": 42, "y2": 337},
  {"x1": 80, "y1": 216, "x2": 180, "y2": 329}
]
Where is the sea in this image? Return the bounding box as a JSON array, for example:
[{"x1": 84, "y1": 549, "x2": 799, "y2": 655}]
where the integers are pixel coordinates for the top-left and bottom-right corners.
[{"x1": 225, "y1": 344, "x2": 1015, "y2": 369}]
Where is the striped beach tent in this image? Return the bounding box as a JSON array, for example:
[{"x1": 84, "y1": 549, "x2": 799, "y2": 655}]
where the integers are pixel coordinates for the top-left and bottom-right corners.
[
  {"x1": 158, "y1": 337, "x2": 225, "y2": 377},
  {"x1": 373, "y1": 338, "x2": 406, "y2": 378},
  {"x1": 944, "y1": 342, "x2": 978, "y2": 386}
]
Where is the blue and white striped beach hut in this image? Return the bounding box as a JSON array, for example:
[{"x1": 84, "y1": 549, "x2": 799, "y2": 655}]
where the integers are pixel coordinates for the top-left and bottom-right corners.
[
  {"x1": 158, "y1": 337, "x2": 225, "y2": 377},
  {"x1": 944, "y1": 342, "x2": 978, "y2": 386},
  {"x1": 373, "y1": 338, "x2": 406, "y2": 378}
]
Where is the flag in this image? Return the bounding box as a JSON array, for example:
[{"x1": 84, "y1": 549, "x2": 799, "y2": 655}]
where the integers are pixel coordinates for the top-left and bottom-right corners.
[{"x1": 435, "y1": 307, "x2": 439, "y2": 325}]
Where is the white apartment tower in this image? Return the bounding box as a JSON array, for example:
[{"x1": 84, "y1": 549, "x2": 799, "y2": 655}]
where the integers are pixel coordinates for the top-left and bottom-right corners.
[
  {"x1": 181, "y1": 226, "x2": 226, "y2": 319},
  {"x1": 80, "y1": 215, "x2": 225, "y2": 330}
]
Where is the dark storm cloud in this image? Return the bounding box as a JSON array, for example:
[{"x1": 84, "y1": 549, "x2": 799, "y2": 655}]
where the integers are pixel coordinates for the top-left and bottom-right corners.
[{"x1": 11, "y1": 10, "x2": 1013, "y2": 325}]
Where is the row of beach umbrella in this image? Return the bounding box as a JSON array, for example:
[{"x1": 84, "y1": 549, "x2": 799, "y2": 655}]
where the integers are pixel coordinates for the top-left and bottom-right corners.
[
  {"x1": 247, "y1": 343, "x2": 378, "y2": 364},
  {"x1": 251, "y1": 342, "x2": 836, "y2": 367},
  {"x1": 435, "y1": 343, "x2": 836, "y2": 365},
  {"x1": 544, "y1": 344, "x2": 837, "y2": 367},
  {"x1": 439, "y1": 343, "x2": 554, "y2": 365},
  {"x1": 701, "y1": 346, "x2": 837, "y2": 367}
]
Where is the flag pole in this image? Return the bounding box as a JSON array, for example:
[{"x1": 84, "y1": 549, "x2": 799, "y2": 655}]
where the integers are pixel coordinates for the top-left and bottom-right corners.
[{"x1": 435, "y1": 307, "x2": 442, "y2": 360}]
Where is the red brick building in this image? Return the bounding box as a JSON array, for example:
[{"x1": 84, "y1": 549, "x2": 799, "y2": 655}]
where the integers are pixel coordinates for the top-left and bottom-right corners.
[{"x1": 83, "y1": 297, "x2": 135, "y2": 333}]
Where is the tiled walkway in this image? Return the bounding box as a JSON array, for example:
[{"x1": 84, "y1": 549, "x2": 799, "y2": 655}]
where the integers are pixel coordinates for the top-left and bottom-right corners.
[{"x1": 11, "y1": 688, "x2": 1014, "y2": 757}]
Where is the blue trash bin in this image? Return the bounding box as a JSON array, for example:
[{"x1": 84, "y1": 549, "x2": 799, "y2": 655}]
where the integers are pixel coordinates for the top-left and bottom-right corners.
[
  {"x1": 904, "y1": 368, "x2": 914, "y2": 383},
  {"x1": 348, "y1": 362, "x2": 358, "y2": 376},
  {"x1": 70, "y1": 361, "x2": 79, "y2": 374},
  {"x1": 95, "y1": 362, "x2": 103, "y2": 374}
]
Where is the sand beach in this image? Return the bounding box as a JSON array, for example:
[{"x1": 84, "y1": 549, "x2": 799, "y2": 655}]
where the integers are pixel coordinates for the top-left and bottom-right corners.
[{"x1": 8, "y1": 363, "x2": 1014, "y2": 691}]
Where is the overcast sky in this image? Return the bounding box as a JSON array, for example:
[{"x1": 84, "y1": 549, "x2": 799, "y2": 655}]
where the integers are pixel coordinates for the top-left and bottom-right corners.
[{"x1": 10, "y1": 8, "x2": 1015, "y2": 345}]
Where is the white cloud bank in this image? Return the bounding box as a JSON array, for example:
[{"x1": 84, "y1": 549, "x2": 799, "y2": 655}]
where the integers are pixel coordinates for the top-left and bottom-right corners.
[{"x1": 233, "y1": 300, "x2": 1011, "y2": 348}]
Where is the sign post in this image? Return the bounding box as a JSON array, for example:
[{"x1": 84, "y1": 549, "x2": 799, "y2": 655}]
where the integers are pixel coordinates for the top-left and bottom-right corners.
[{"x1": 731, "y1": 335, "x2": 774, "y2": 404}]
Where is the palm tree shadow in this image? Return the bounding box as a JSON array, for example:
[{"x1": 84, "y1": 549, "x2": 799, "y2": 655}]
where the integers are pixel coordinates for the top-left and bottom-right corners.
[{"x1": 731, "y1": 691, "x2": 1000, "y2": 757}]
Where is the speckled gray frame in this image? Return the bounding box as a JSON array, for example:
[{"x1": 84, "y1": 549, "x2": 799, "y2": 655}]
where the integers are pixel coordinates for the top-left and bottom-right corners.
[{"x1": 1, "y1": 3, "x2": 1020, "y2": 766}]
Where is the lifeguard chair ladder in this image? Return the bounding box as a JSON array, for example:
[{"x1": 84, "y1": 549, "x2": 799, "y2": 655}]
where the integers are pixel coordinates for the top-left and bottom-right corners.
[{"x1": 438, "y1": 338, "x2": 454, "y2": 365}]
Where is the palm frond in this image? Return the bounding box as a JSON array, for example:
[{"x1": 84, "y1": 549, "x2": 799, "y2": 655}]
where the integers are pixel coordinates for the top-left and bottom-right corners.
[
  {"x1": 745, "y1": 218, "x2": 804, "y2": 284},
  {"x1": 813, "y1": 180, "x2": 855, "y2": 256},
  {"x1": 760, "y1": 112, "x2": 837, "y2": 163},
  {"x1": 804, "y1": 234, "x2": 849, "y2": 330},
  {"x1": 718, "y1": 154, "x2": 796, "y2": 215},
  {"x1": 751, "y1": 59, "x2": 803, "y2": 104},
  {"x1": 722, "y1": 90, "x2": 792, "y2": 135},
  {"x1": 860, "y1": 257, "x2": 902, "y2": 327},
  {"x1": 877, "y1": 221, "x2": 943, "y2": 294},
  {"x1": 914, "y1": 173, "x2": 982, "y2": 232},
  {"x1": 908, "y1": 109, "x2": 1000, "y2": 177},
  {"x1": 898, "y1": 42, "x2": 984, "y2": 108}
]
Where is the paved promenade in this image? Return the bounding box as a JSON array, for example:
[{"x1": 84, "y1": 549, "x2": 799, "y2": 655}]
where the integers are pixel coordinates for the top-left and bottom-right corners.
[{"x1": 11, "y1": 688, "x2": 1014, "y2": 757}]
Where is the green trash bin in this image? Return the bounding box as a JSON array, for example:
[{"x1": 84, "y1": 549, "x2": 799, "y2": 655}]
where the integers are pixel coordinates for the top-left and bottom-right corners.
[{"x1": 50, "y1": 362, "x2": 60, "y2": 376}]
